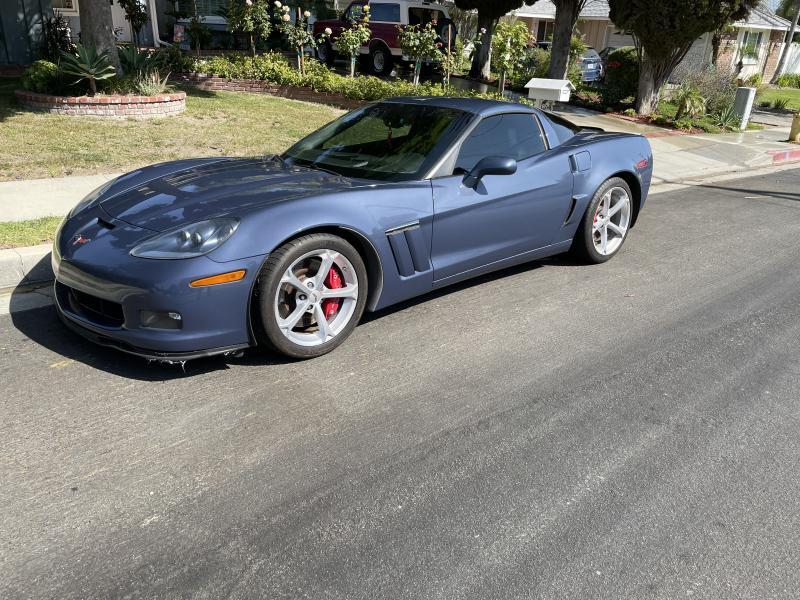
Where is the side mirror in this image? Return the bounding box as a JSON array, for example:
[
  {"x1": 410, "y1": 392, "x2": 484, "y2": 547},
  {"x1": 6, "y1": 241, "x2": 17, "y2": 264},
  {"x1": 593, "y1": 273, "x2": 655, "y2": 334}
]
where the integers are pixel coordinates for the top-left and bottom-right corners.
[{"x1": 463, "y1": 156, "x2": 517, "y2": 188}]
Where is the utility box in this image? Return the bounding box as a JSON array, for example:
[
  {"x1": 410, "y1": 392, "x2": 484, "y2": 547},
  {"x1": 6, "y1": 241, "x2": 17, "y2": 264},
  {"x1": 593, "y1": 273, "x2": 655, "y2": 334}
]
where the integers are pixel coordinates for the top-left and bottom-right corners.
[
  {"x1": 524, "y1": 78, "x2": 576, "y2": 106},
  {"x1": 733, "y1": 86, "x2": 756, "y2": 131}
]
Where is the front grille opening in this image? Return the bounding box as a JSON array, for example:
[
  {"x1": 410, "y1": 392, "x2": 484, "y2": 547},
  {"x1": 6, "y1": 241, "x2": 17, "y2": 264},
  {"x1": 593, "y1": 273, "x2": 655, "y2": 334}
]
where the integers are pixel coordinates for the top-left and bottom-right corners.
[{"x1": 62, "y1": 283, "x2": 125, "y2": 327}]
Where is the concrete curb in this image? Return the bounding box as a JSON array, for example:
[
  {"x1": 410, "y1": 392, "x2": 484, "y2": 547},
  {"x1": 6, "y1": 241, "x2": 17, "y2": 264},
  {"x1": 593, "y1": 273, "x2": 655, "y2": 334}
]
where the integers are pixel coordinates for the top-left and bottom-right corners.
[
  {"x1": 0, "y1": 244, "x2": 52, "y2": 292},
  {"x1": 769, "y1": 147, "x2": 800, "y2": 164}
]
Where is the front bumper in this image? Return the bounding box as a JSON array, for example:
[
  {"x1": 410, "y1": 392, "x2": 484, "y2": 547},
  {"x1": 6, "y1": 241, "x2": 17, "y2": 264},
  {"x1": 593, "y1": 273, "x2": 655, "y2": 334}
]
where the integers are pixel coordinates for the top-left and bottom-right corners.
[{"x1": 53, "y1": 231, "x2": 267, "y2": 360}]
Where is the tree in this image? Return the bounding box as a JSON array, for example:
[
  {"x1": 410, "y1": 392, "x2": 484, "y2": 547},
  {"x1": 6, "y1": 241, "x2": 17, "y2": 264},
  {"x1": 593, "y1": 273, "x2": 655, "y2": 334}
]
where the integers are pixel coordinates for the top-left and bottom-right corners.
[
  {"x1": 491, "y1": 19, "x2": 531, "y2": 93},
  {"x1": 77, "y1": 0, "x2": 122, "y2": 75},
  {"x1": 547, "y1": 0, "x2": 586, "y2": 79},
  {"x1": 118, "y1": 0, "x2": 149, "y2": 46},
  {"x1": 771, "y1": 0, "x2": 800, "y2": 83},
  {"x1": 454, "y1": 0, "x2": 538, "y2": 80},
  {"x1": 227, "y1": 0, "x2": 273, "y2": 58},
  {"x1": 609, "y1": 0, "x2": 759, "y2": 115}
]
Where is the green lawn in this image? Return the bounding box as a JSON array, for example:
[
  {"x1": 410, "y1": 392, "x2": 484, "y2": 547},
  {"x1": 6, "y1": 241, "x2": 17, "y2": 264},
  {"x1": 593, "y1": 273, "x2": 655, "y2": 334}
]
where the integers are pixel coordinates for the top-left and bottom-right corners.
[
  {"x1": 0, "y1": 217, "x2": 62, "y2": 249},
  {"x1": 757, "y1": 86, "x2": 800, "y2": 110},
  {"x1": 0, "y1": 79, "x2": 344, "y2": 181}
]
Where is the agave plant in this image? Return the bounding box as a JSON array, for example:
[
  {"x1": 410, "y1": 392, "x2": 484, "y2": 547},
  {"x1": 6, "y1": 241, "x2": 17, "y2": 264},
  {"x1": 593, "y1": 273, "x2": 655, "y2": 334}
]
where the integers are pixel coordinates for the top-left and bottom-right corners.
[
  {"x1": 118, "y1": 44, "x2": 152, "y2": 75},
  {"x1": 60, "y1": 44, "x2": 117, "y2": 96},
  {"x1": 673, "y1": 85, "x2": 706, "y2": 120},
  {"x1": 712, "y1": 106, "x2": 740, "y2": 130}
]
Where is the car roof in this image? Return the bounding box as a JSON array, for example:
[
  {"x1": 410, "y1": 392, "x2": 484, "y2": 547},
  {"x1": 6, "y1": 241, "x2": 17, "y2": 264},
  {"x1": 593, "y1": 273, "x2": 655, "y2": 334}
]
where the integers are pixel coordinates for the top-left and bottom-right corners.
[{"x1": 381, "y1": 96, "x2": 537, "y2": 117}]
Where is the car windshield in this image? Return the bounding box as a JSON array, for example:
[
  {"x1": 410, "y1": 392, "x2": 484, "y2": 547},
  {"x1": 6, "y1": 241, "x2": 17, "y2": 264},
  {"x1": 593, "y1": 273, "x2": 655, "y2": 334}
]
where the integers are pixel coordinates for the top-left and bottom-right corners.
[
  {"x1": 282, "y1": 103, "x2": 472, "y2": 181},
  {"x1": 583, "y1": 49, "x2": 600, "y2": 60}
]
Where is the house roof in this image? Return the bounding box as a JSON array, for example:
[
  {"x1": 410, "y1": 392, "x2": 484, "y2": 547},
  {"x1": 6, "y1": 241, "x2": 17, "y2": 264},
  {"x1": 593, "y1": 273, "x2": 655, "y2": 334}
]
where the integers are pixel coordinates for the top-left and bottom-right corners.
[
  {"x1": 735, "y1": 3, "x2": 791, "y2": 30},
  {"x1": 514, "y1": 0, "x2": 610, "y2": 20},
  {"x1": 513, "y1": 0, "x2": 791, "y2": 31}
]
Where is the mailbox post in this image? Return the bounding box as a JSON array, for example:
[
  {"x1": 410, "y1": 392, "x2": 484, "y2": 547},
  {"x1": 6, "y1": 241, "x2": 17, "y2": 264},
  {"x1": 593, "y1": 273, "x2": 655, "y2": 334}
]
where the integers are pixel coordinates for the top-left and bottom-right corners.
[{"x1": 524, "y1": 78, "x2": 576, "y2": 108}]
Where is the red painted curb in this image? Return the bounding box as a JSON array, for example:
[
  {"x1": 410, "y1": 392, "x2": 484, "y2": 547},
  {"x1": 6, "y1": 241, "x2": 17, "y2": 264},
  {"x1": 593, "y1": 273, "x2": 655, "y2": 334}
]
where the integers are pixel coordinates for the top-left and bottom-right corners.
[{"x1": 768, "y1": 147, "x2": 800, "y2": 163}]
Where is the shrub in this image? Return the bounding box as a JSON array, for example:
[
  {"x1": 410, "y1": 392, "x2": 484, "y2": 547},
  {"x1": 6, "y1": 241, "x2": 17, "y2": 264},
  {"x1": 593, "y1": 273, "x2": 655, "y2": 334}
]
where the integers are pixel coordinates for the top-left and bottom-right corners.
[
  {"x1": 118, "y1": 45, "x2": 153, "y2": 75},
  {"x1": 491, "y1": 19, "x2": 532, "y2": 92},
  {"x1": 711, "y1": 106, "x2": 739, "y2": 130},
  {"x1": 21, "y1": 60, "x2": 61, "y2": 93},
  {"x1": 772, "y1": 97, "x2": 790, "y2": 110},
  {"x1": 600, "y1": 47, "x2": 638, "y2": 106},
  {"x1": 675, "y1": 67, "x2": 736, "y2": 115},
  {"x1": 40, "y1": 13, "x2": 75, "y2": 62},
  {"x1": 776, "y1": 73, "x2": 800, "y2": 88},
  {"x1": 673, "y1": 85, "x2": 706, "y2": 119},
  {"x1": 397, "y1": 22, "x2": 440, "y2": 85},
  {"x1": 134, "y1": 70, "x2": 171, "y2": 95},
  {"x1": 744, "y1": 73, "x2": 762, "y2": 88}
]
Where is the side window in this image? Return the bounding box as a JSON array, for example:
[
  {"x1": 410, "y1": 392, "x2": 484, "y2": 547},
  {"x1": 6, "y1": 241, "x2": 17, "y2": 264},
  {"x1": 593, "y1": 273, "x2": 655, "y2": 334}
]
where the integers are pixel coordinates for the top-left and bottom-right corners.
[
  {"x1": 369, "y1": 3, "x2": 400, "y2": 22},
  {"x1": 454, "y1": 113, "x2": 547, "y2": 173}
]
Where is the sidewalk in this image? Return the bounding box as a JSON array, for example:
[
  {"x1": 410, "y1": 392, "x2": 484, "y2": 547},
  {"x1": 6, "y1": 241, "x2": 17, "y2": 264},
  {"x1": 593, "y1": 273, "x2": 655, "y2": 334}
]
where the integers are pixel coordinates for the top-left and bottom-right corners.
[
  {"x1": 550, "y1": 106, "x2": 798, "y2": 186},
  {"x1": 0, "y1": 173, "x2": 119, "y2": 222}
]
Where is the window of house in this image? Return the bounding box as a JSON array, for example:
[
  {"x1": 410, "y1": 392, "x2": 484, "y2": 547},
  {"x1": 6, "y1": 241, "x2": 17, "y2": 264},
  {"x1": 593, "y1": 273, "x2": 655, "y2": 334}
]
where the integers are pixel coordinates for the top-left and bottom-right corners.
[
  {"x1": 536, "y1": 20, "x2": 554, "y2": 42},
  {"x1": 52, "y1": 0, "x2": 79, "y2": 14},
  {"x1": 369, "y1": 3, "x2": 400, "y2": 22},
  {"x1": 454, "y1": 113, "x2": 547, "y2": 174},
  {"x1": 185, "y1": 0, "x2": 229, "y2": 16},
  {"x1": 740, "y1": 30, "x2": 763, "y2": 65}
]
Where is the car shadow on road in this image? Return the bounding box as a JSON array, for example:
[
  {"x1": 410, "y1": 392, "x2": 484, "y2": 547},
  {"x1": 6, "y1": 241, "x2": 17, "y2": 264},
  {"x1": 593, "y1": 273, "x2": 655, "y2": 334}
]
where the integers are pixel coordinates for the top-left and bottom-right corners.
[
  {"x1": 7, "y1": 255, "x2": 292, "y2": 381},
  {"x1": 9, "y1": 253, "x2": 587, "y2": 380},
  {"x1": 696, "y1": 183, "x2": 800, "y2": 203}
]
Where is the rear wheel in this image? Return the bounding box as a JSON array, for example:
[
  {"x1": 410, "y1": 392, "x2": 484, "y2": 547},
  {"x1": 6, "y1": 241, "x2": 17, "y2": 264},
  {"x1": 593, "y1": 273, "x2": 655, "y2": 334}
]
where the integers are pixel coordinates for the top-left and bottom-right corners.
[
  {"x1": 255, "y1": 234, "x2": 367, "y2": 358},
  {"x1": 572, "y1": 177, "x2": 633, "y2": 263},
  {"x1": 369, "y1": 45, "x2": 393, "y2": 76},
  {"x1": 317, "y1": 41, "x2": 335, "y2": 66}
]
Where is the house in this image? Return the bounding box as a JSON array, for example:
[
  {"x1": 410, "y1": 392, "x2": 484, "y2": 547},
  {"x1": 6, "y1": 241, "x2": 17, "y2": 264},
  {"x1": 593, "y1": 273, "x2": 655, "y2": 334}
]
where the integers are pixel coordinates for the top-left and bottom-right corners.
[
  {"x1": 0, "y1": 0, "x2": 171, "y2": 66},
  {"x1": 512, "y1": 0, "x2": 799, "y2": 79}
]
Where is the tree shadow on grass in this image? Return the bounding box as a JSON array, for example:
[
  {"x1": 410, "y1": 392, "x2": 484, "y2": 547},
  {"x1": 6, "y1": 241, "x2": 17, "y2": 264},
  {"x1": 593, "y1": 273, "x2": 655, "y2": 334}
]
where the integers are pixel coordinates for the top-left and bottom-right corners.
[{"x1": 0, "y1": 78, "x2": 26, "y2": 122}]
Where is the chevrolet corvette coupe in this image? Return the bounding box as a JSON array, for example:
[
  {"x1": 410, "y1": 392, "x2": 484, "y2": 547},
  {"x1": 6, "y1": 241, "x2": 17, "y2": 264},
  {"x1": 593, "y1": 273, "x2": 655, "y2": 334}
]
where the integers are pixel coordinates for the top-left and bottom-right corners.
[{"x1": 53, "y1": 97, "x2": 653, "y2": 360}]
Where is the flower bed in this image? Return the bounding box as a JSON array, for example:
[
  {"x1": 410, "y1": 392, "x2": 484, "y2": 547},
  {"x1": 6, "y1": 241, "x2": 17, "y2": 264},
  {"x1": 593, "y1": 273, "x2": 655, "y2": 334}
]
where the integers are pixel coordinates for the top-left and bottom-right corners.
[
  {"x1": 14, "y1": 89, "x2": 186, "y2": 117},
  {"x1": 179, "y1": 73, "x2": 366, "y2": 110}
]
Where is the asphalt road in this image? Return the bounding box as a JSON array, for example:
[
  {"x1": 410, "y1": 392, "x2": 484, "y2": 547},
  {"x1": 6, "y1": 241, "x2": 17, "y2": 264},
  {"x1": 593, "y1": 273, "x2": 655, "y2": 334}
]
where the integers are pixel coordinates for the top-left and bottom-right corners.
[{"x1": 2, "y1": 168, "x2": 800, "y2": 599}]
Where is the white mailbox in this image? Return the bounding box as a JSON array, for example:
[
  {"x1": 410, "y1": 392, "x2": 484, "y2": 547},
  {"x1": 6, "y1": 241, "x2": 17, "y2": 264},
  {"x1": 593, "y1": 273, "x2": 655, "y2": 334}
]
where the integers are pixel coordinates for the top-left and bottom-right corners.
[{"x1": 524, "y1": 78, "x2": 576, "y2": 105}]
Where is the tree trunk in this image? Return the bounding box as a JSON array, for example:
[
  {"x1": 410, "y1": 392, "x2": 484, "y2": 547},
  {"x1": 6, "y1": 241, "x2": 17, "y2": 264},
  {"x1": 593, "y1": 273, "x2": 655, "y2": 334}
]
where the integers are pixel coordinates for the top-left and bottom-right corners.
[
  {"x1": 548, "y1": 0, "x2": 581, "y2": 79},
  {"x1": 250, "y1": 33, "x2": 256, "y2": 58},
  {"x1": 771, "y1": 0, "x2": 800, "y2": 83},
  {"x1": 79, "y1": 0, "x2": 122, "y2": 75},
  {"x1": 711, "y1": 31, "x2": 722, "y2": 66},
  {"x1": 469, "y1": 12, "x2": 494, "y2": 80},
  {"x1": 635, "y1": 54, "x2": 668, "y2": 115}
]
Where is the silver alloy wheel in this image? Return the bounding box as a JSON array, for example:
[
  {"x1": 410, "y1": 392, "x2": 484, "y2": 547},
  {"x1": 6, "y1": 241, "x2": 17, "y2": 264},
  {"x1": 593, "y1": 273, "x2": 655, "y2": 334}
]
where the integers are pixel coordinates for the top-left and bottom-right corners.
[
  {"x1": 274, "y1": 249, "x2": 359, "y2": 347},
  {"x1": 592, "y1": 186, "x2": 631, "y2": 256},
  {"x1": 373, "y1": 50, "x2": 385, "y2": 73}
]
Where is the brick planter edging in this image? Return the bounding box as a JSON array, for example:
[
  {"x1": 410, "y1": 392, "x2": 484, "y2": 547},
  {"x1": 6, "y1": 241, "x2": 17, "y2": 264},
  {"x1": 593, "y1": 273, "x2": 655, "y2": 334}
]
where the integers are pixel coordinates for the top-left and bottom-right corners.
[
  {"x1": 14, "y1": 89, "x2": 186, "y2": 117},
  {"x1": 179, "y1": 74, "x2": 367, "y2": 110}
]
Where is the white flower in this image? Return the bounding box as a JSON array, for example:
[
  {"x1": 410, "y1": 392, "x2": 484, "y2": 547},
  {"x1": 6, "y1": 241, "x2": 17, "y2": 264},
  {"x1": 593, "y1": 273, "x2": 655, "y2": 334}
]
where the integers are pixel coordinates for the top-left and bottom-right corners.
[
  {"x1": 282, "y1": 13, "x2": 290, "y2": 20},
  {"x1": 303, "y1": 10, "x2": 311, "y2": 17},
  {"x1": 283, "y1": 5, "x2": 290, "y2": 11},
  {"x1": 274, "y1": 0, "x2": 281, "y2": 6},
  {"x1": 245, "y1": 0, "x2": 252, "y2": 4},
  {"x1": 480, "y1": 27, "x2": 486, "y2": 34},
  {"x1": 324, "y1": 27, "x2": 332, "y2": 35}
]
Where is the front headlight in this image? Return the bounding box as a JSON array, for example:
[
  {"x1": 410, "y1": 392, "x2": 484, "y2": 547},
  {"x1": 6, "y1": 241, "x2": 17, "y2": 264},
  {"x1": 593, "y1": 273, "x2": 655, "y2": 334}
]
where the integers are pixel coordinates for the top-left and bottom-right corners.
[
  {"x1": 69, "y1": 177, "x2": 119, "y2": 218},
  {"x1": 130, "y1": 218, "x2": 240, "y2": 260}
]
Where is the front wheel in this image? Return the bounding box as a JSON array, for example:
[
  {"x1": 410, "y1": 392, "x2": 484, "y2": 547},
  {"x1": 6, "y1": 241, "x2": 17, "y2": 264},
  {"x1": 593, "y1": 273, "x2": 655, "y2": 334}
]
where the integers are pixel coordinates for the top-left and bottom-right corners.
[
  {"x1": 255, "y1": 234, "x2": 367, "y2": 359},
  {"x1": 572, "y1": 177, "x2": 633, "y2": 263}
]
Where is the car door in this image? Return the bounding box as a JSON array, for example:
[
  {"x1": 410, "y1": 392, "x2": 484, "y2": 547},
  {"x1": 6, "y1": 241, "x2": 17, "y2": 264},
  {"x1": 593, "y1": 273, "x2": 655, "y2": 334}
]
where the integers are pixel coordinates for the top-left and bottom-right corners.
[{"x1": 430, "y1": 112, "x2": 574, "y2": 283}]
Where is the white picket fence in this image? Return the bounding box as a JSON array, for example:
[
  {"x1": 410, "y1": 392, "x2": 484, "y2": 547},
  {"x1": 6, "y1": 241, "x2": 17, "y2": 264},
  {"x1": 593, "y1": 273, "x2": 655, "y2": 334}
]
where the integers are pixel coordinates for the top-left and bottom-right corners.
[{"x1": 782, "y1": 43, "x2": 800, "y2": 75}]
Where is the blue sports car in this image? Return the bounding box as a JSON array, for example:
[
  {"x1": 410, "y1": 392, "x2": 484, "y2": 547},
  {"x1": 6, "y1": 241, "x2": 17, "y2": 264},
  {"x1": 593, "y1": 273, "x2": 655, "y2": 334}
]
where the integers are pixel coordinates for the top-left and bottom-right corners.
[{"x1": 53, "y1": 97, "x2": 653, "y2": 360}]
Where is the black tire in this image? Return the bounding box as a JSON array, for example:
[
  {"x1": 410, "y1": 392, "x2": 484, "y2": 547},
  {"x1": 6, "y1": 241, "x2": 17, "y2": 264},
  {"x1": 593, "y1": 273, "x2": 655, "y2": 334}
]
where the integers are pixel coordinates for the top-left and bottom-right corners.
[
  {"x1": 317, "y1": 41, "x2": 335, "y2": 66},
  {"x1": 436, "y1": 19, "x2": 458, "y2": 52},
  {"x1": 369, "y1": 45, "x2": 393, "y2": 76},
  {"x1": 572, "y1": 177, "x2": 633, "y2": 263},
  {"x1": 255, "y1": 233, "x2": 368, "y2": 359}
]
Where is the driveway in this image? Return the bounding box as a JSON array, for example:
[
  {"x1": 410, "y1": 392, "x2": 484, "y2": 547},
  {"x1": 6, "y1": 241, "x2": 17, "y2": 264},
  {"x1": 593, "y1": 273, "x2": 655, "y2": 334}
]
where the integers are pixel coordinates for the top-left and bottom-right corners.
[{"x1": 2, "y1": 169, "x2": 800, "y2": 599}]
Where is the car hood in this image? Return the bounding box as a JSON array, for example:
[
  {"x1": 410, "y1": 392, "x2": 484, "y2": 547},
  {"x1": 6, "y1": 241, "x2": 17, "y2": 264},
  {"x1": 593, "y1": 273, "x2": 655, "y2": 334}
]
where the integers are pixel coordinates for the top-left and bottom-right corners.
[{"x1": 99, "y1": 157, "x2": 358, "y2": 232}]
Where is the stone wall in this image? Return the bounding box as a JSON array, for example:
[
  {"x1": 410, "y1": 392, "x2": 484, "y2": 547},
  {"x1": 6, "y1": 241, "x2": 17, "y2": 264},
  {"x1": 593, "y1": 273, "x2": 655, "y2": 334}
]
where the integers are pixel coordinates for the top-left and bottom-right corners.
[{"x1": 14, "y1": 90, "x2": 187, "y2": 117}]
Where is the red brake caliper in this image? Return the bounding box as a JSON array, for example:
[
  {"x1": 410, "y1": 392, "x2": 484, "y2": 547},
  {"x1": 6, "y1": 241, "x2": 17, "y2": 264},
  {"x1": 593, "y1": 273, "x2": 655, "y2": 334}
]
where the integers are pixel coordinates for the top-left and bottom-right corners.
[{"x1": 321, "y1": 265, "x2": 343, "y2": 319}]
